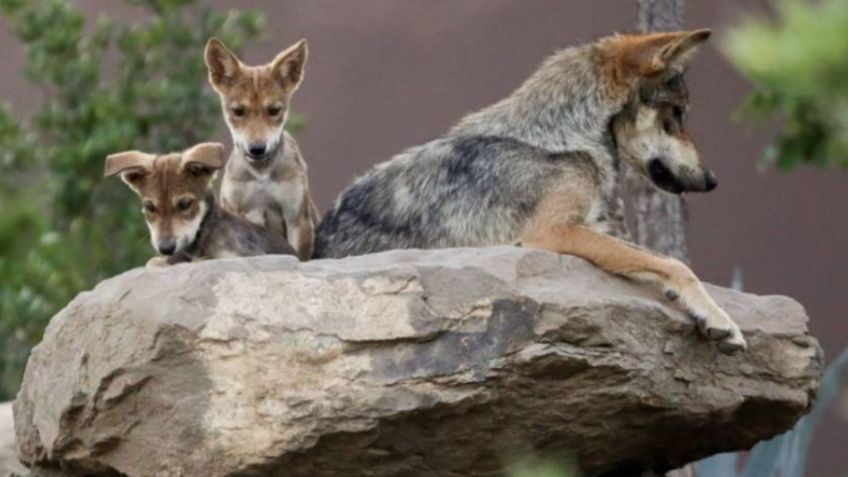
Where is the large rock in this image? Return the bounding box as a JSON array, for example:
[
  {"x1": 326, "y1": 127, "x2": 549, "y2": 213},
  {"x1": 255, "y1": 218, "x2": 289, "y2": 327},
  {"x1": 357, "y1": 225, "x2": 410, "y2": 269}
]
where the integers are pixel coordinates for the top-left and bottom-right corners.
[
  {"x1": 13, "y1": 247, "x2": 822, "y2": 477},
  {"x1": 1, "y1": 402, "x2": 25, "y2": 477}
]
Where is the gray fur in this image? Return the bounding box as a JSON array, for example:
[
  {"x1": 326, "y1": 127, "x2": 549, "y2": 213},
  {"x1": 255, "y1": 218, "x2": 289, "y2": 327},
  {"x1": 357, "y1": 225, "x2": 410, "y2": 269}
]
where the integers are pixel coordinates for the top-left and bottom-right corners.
[
  {"x1": 314, "y1": 135, "x2": 600, "y2": 258},
  {"x1": 221, "y1": 131, "x2": 313, "y2": 239},
  {"x1": 314, "y1": 35, "x2": 699, "y2": 259},
  {"x1": 173, "y1": 193, "x2": 295, "y2": 263}
]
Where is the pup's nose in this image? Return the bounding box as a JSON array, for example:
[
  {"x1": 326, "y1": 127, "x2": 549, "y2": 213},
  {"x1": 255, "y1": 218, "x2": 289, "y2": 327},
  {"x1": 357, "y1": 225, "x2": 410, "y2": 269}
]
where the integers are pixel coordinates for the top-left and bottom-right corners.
[
  {"x1": 247, "y1": 143, "x2": 267, "y2": 157},
  {"x1": 704, "y1": 171, "x2": 718, "y2": 191},
  {"x1": 158, "y1": 239, "x2": 177, "y2": 256}
]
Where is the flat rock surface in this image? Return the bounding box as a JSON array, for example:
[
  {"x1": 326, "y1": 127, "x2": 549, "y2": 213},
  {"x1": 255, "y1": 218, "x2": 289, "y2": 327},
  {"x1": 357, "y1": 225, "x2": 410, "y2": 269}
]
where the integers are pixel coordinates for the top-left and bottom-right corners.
[{"x1": 13, "y1": 247, "x2": 822, "y2": 476}]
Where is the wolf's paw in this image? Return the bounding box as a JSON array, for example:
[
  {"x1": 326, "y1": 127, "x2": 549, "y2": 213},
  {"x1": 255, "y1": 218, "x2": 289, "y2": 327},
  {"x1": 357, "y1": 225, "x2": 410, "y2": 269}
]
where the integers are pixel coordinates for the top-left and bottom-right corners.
[
  {"x1": 693, "y1": 308, "x2": 747, "y2": 354},
  {"x1": 664, "y1": 288, "x2": 680, "y2": 301},
  {"x1": 146, "y1": 256, "x2": 170, "y2": 269},
  {"x1": 717, "y1": 333, "x2": 747, "y2": 354}
]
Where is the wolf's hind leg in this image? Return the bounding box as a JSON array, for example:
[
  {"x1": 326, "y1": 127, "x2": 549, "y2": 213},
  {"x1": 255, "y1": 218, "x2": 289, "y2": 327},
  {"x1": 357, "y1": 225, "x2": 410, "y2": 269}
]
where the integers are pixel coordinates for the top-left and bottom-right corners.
[{"x1": 522, "y1": 224, "x2": 746, "y2": 354}]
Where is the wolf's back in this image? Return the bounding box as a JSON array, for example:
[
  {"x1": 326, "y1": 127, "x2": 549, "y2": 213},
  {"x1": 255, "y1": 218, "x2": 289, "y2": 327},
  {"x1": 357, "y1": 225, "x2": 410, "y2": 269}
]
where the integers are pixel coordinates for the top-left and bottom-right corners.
[{"x1": 313, "y1": 135, "x2": 583, "y2": 259}]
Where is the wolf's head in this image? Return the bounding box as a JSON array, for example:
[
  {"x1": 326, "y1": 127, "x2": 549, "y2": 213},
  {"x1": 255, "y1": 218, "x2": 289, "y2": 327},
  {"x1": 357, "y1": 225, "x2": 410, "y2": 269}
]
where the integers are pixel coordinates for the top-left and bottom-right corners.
[
  {"x1": 605, "y1": 29, "x2": 715, "y2": 194},
  {"x1": 105, "y1": 143, "x2": 225, "y2": 256},
  {"x1": 205, "y1": 38, "x2": 307, "y2": 163}
]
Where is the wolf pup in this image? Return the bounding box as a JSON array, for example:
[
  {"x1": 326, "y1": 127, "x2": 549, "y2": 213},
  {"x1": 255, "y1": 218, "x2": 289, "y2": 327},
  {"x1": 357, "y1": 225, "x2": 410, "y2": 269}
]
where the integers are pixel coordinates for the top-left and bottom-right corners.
[
  {"x1": 105, "y1": 142, "x2": 295, "y2": 268},
  {"x1": 315, "y1": 30, "x2": 746, "y2": 354},
  {"x1": 205, "y1": 37, "x2": 318, "y2": 261}
]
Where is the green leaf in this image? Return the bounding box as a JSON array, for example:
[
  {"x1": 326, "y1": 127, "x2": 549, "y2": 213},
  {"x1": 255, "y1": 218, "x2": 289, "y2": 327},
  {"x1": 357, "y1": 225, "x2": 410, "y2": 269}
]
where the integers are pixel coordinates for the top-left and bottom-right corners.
[
  {"x1": 722, "y1": 0, "x2": 848, "y2": 170},
  {"x1": 0, "y1": 0, "x2": 268, "y2": 400}
]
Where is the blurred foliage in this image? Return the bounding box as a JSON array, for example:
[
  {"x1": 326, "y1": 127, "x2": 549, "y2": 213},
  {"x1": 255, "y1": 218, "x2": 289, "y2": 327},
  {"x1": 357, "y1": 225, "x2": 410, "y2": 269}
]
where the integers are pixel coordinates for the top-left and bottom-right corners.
[
  {"x1": 721, "y1": 2, "x2": 848, "y2": 474},
  {"x1": 723, "y1": 0, "x2": 848, "y2": 169},
  {"x1": 0, "y1": 0, "x2": 265, "y2": 400},
  {"x1": 509, "y1": 460, "x2": 580, "y2": 477}
]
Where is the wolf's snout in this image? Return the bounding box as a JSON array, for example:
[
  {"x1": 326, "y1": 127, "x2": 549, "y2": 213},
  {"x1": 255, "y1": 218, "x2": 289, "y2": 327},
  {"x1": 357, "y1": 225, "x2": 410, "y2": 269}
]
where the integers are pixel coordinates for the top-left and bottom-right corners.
[
  {"x1": 247, "y1": 143, "x2": 267, "y2": 158},
  {"x1": 158, "y1": 239, "x2": 177, "y2": 256},
  {"x1": 648, "y1": 158, "x2": 683, "y2": 194},
  {"x1": 704, "y1": 170, "x2": 718, "y2": 191},
  {"x1": 648, "y1": 158, "x2": 719, "y2": 194}
]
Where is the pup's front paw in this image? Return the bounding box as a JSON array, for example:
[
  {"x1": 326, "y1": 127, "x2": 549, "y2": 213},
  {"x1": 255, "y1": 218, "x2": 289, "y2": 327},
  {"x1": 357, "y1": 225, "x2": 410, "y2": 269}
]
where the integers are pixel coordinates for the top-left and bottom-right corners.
[
  {"x1": 167, "y1": 252, "x2": 193, "y2": 265},
  {"x1": 146, "y1": 256, "x2": 170, "y2": 269}
]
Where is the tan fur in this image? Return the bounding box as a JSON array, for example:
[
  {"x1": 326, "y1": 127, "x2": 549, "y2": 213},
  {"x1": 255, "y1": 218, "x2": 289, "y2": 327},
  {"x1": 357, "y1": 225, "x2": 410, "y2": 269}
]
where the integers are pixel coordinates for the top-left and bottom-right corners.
[
  {"x1": 205, "y1": 37, "x2": 317, "y2": 260},
  {"x1": 315, "y1": 29, "x2": 742, "y2": 353},
  {"x1": 105, "y1": 144, "x2": 224, "y2": 258},
  {"x1": 520, "y1": 169, "x2": 597, "y2": 236},
  {"x1": 520, "y1": 184, "x2": 744, "y2": 353},
  {"x1": 614, "y1": 106, "x2": 700, "y2": 176},
  {"x1": 515, "y1": 29, "x2": 743, "y2": 352},
  {"x1": 602, "y1": 29, "x2": 712, "y2": 80},
  {"x1": 106, "y1": 142, "x2": 295, "y2": 266}
]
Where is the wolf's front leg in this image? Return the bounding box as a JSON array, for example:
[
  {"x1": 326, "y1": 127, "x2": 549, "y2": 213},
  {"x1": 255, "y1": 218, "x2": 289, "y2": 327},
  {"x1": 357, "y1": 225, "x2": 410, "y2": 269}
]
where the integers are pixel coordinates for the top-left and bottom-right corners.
[
  {"x1": 522, "y1": 224, "x2": 746, "y2": 354},
  {"x1": 281, "y1": 189, "x2": 316, "y2": 260},
  {"x1": 146, "y1": 256, "x2": 170, "y2": 269},
  {"x1": 660, "y1": 259, "x2": 745, "y2": 351},
  {"x1": 243, "y1": 209, "x2": 267, "y2": 228},
  {"x1": 223, "y1": 199, "x2": 268, "y2": 229},
  {"x1": 146, "y1": 253, "x2": 193, "y2": 269},
  {"x1": 284, "y1": 211, "x2": 315, "y2": 260}
]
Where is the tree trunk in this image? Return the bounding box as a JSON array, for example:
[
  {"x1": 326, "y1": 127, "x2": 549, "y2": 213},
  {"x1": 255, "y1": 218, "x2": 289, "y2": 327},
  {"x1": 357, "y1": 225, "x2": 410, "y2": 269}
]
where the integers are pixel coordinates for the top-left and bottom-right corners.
[
  {"x1": 622, "y1": 0, "x2": 689, "y2": 262},
  {"x1": 637, "y1": 0, "x2": 685, "y2": 32},
  {"x1": 631, "y1": 6, "x2": 699, "y2": 477}
]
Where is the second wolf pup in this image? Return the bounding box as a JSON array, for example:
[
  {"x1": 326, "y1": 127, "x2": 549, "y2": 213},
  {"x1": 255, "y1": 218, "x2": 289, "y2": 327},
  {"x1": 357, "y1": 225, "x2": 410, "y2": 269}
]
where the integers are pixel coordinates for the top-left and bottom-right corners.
[
  {"x1": 205, "y1": 37, "x2": 318, "y2": 260},
  {"x1": 105, "y1": 142, "x2": 295, "y2": 267}
]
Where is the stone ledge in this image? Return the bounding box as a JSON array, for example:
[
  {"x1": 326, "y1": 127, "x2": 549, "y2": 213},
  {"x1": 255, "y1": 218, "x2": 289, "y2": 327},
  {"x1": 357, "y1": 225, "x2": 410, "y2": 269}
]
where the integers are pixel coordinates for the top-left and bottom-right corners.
[{"x1": 12, "y1": 247, "x2": 822, "y2": 476}]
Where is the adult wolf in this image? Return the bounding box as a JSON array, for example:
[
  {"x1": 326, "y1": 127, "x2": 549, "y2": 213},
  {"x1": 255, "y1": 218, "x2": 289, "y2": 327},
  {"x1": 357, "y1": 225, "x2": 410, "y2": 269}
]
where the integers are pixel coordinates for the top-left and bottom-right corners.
[{"x1": 314, "y1": 30, "x2": 745, "y2": 353}]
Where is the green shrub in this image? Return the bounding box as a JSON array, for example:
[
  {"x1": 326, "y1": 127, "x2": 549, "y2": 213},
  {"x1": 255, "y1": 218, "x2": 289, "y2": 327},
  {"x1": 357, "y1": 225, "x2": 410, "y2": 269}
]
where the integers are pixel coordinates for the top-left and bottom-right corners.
[
  {"x1": 0, "y1": 0, "x2": 264, "y2": 400},
  {"x1": 723, "y1": 0, "x2": 848, "y2": 169}
]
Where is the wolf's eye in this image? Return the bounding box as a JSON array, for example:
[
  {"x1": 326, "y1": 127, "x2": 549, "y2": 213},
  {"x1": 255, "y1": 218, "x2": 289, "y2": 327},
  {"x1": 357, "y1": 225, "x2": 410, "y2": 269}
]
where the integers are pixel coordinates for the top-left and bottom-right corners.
[
  {"x1": 672, "y1": 106, "x2": 685, "y2": 124},
  {"x1": 267, "y1": 105, "x2": 283, "y2": 117},
  {"x1": 177, "y1": 199, "x2": 194, "y2": 211},
  {"x1": 231, "y1": 106, "x2": 246, "y2": 117},
  {"x1": 142, "y1": 202, "x2": 157, "y2": 214}
]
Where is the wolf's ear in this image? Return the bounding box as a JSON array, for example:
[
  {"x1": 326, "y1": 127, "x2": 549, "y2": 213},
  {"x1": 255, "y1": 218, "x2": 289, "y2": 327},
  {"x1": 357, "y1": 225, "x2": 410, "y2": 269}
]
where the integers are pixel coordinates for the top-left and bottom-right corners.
[
  {"x1": 619, "y1": 29, "x2": 711, "y2": 77},
  {"x1": 182, "y1": 142, "x2": 226, "y2": 177},
  {"x1": 105, "y1": 151, "x2": 155, "y2": 187},
  {"x1": 272, "y1": 39, "x2": 307, "y2": 92},
  {"x1": 205, "y1": 38, "x2": 242, "y2": 90}
]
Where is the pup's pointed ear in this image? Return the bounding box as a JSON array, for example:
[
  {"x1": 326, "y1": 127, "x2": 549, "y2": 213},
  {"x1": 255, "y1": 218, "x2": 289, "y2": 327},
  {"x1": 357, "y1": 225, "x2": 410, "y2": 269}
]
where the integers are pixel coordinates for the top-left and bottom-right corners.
[
  {"x1": 182, "y1": 142, "x2": 226, "y2": 176},
  {"x1": 205, "y1": 37, "x2": 242, "y2": 90},
  {"x1": 272, "y1": 39, "x2": 307, "y2": 92},
  {"x1": 617, "y1": 29, "x2": 711, "y2": 77},
  {"x1": 105, "y1": 150, "x2": 155, "y2": 187}
]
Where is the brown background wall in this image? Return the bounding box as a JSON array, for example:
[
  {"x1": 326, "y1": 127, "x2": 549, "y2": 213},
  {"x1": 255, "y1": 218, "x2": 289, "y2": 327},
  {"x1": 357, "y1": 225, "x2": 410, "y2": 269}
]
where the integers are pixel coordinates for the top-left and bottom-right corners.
[{"x1": 1, "y1": 1, "x2": 845, "y2": 475}]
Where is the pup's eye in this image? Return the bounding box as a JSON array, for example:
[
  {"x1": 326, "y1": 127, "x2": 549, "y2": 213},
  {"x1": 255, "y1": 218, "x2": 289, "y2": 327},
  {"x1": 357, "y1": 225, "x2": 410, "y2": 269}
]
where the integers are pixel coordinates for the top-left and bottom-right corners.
[
  {"x1": 267, "y1": 106, "x2": 283, "y2": 117},
  {"x1": 231, "y1": 106, "x2": 246, "y2": 117},
  {"x1": 177, "y1": 199, "x2": 194, "y2": 211},
  {"x1": 142, "y1": 202, "x2": 157, "y2": 214}
]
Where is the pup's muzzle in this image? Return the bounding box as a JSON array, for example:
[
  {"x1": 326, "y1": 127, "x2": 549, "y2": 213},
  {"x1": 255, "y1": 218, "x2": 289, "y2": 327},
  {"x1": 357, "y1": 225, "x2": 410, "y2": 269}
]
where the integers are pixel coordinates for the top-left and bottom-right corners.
[
  {"x1": 246, "y1": 142, "x2": 268, "y2": 161},
  {"x1": 157, "y1": 238, "x2": 177, "y2": 256}
]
